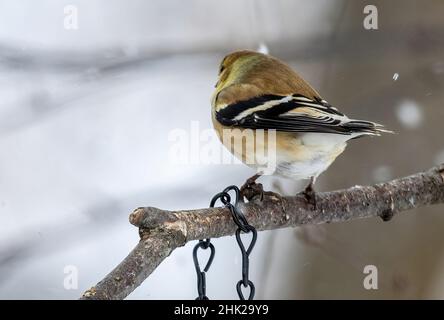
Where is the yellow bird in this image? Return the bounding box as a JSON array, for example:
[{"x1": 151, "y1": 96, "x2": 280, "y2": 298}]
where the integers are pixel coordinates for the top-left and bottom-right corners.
[{"x1": 211, "y1": 50, "x2": 391, "y2": 204}]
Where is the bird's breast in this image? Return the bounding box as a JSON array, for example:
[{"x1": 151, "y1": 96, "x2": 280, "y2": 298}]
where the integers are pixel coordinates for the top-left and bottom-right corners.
[{"x1": 212, "y1": 125, "x2": 347, "y2": 179}]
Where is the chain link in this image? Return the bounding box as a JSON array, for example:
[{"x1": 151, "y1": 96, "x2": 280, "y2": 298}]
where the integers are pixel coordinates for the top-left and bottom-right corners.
[
  {"x1": 192, "y1": 185, "x2": 257, "y2": 300},
  {"x1": 193, "y1": 239, "x2": 215, "y2": 300}
]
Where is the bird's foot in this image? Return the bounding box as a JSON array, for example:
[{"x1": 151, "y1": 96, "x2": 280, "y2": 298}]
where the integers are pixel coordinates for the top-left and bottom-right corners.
[
  {"x1": 240, "y1": 177, "x2": 264, "y2": 201},
  {"x1": 300, "y1": 179, "x2": 317, "y2": 209},
  {"x1": 240, "y1": 174, "x2": 283, "y2": 202}
]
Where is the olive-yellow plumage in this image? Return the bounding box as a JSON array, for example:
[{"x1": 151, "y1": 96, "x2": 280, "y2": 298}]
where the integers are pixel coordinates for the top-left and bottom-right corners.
[{"x1": 211, "y1": 50, "x2": 390, "y2": 198}]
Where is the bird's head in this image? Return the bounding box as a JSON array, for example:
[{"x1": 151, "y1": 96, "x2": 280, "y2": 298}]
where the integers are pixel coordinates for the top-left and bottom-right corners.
[{"x1": 214, "y1": 50, "x2": 265, "y2": 92}]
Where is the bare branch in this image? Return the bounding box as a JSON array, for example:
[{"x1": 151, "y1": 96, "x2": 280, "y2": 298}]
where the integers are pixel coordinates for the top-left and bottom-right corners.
[{"x1": 81, "y1": 164, "x2": 444, "y2": 300}]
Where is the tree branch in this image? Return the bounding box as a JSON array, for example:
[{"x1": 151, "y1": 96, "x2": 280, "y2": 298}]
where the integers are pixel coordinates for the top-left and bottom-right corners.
[{"x1": 81, "y1": 164, "x2": 444, "y2": 300}]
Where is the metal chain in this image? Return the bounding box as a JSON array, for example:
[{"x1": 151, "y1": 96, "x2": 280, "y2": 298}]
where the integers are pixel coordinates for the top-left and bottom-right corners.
[
  {"x1": 192, "y1": 239, "x2": 215, "y2": 300},
  {"x1": 192, "y1": 185, "x2": 257, "y2": 300}
]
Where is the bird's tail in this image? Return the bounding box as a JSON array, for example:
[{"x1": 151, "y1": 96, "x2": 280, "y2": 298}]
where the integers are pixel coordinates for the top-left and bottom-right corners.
[{"x1": 343, "y1": 119, "x2": 394, "y2": 138}]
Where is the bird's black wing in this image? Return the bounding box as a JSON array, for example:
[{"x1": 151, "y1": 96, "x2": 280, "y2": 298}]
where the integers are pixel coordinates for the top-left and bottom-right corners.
[{"x1": 216, "y1": 94, "x2": 384, "y2": 135}]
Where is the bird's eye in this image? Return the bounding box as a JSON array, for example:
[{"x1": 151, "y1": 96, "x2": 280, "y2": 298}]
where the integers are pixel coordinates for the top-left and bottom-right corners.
[{"x1": 219, "y1": 65, "x2": 225, "y2": 74}]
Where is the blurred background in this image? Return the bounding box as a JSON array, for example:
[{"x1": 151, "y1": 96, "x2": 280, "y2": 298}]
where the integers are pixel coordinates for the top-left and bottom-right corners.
[{"x1": 1, "y1": 0, "x2": 444, "y2": 299}]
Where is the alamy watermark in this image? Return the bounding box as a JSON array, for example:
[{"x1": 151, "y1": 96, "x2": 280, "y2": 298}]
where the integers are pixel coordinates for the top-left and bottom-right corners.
[
  {"x1": 363, "y1": 264, "x2": 378, "y2": 290},
  {"x1": 168, "y1": 121, "x2": 277, "y2": 175},
  {"x1": 363, "y1": 5, "x2": 378, "y2": 30},
  {"x1": 64, "y1": 5, "x2": 79, "y2": 30},
  {"x1": 63, "y1": 265, "x2": 79, "y2": 290}
]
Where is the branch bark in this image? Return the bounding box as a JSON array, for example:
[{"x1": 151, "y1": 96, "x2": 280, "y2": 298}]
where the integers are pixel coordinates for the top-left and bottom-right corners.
[{"x1": 81, "y1": 164, "x2": 444, "y2": 300}]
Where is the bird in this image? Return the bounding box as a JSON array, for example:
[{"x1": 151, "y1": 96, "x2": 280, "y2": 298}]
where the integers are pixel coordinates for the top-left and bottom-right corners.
[{"x1": 211, "y1": 50, "x2": 391, "y2": 205}]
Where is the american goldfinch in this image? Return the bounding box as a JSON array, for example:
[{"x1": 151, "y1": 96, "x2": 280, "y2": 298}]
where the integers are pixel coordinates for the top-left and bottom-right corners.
[{"x1": 211, "y1": 50, "x2": 391, "y2": 204}]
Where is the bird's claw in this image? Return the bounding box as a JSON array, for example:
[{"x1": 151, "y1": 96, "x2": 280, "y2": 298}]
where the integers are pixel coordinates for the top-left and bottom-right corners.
[
  {"x1": 240, "y1": 181, "x2": 284, "y2": 203},
  {"x1": 240, "y1": 181, "x2": 265, "y2": 201},
  {"x1": 301, "y1": 186, "x2": 317, "y2": 209}
]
